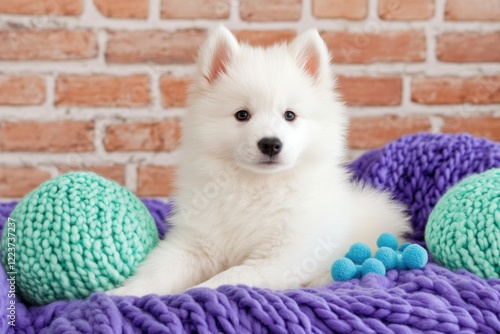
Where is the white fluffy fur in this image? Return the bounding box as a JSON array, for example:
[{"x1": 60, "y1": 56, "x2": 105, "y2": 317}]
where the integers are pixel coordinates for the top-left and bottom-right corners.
[{"x1": 109, "y1": 26, "x2": 410, "y2": 296}]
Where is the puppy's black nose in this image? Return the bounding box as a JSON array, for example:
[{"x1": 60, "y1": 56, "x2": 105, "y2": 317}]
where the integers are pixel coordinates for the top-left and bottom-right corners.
[{"x1": 258, "y1": 137, "x2": 282, "y2": 157}]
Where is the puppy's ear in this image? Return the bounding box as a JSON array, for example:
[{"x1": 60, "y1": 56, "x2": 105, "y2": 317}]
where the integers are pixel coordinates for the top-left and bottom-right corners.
[
  {"x1": 289, "y1": 29, "x2": 331, "y2": 85},
  {"x1": 198, "y1": 25, "x2": 239, "y2": 84}
]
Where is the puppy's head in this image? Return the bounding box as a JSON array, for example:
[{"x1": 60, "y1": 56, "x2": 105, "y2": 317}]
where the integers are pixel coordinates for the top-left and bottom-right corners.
[{"x1": 184, "y1": 26, "x2": 347, "y2": 174}]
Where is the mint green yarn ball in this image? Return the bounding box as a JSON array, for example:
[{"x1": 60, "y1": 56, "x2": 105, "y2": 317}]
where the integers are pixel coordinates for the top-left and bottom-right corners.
[
  {"x1": 1, "y1": 172, "x2": 159, "y2": 305},
  {"x1": 425, "y1": 168, "x2": 500, "y2": 279}
]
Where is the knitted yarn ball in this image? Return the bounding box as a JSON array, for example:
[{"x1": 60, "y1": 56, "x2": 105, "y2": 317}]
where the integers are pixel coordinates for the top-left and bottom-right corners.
[
  {"x1": 1, "y1": 172, "x2": 159, "y2": 305},
  {"x1": 425, "y1": 168, "x2": 500, "y2": 279}
]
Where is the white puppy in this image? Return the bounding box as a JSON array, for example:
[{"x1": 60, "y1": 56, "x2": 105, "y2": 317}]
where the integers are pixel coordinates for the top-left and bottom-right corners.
[{"x1": 110, "y1": 26, "x2": 410, "y2": 296}]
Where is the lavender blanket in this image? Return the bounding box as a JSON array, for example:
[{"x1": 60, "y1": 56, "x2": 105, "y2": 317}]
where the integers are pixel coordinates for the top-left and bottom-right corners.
[{"x1": 1, "y1": 133, "x2": 500, "y2": 333}]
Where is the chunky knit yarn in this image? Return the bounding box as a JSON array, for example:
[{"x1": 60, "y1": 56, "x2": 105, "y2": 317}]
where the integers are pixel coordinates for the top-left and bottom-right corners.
[
  {"x1": 350, "y1": 133, "x2": 500, "y2": 243},
  {"x1": 0, "y1": 133, "x2": 500, "y2": 333},
  {"x1": 0, "y1": 172, "x2": 159, "y2": 305},
  {"x1": 425, "y1": 168, "x2": 500, "y2": 279},
  {"x1": 2, "y1": 201, "x2": 500, "y2": 333}
]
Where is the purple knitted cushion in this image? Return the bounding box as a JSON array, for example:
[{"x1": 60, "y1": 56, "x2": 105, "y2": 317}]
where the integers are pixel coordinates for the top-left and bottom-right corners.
[
  {"x1": 349, "y1": 133, "x2": 500, "y2": 243},
  {"x1": 1, "y1": 133, "x2": 500, "y2": 333}
]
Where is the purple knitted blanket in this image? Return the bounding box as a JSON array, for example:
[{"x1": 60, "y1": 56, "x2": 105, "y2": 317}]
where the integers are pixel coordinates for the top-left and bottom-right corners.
[{"x1": 1, "y1": 133, "x2": 500, "y2": 333}]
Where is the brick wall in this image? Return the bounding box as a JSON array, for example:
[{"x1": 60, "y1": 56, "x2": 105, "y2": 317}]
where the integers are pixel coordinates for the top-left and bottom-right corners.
[{"x1": 0, "y1": 0, "x2": 499, "y2": 199}]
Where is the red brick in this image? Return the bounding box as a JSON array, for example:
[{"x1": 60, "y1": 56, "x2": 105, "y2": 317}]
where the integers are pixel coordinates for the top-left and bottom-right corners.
[
  {"x1": 442, "y1": 117, "x2": 500, "y2": 141},
  {"x1": 94, "y1": 0, "x2": 148, "y2": 18},
  {"x1": 0, "y1": 75, "x2": 45, "y2": 106},
  {"x1": 379, "y1": 0, "x2": 434, "y2": 20},
  {"x1": 240, "y1": 0, "x2": 302, "y2": 21},
  {"x1": 0, "y1": 121, "x2": 94, "y2": 152},
  {"x1": 0, "y1": 167, "x2": 51, "y2": 198},
  {"x1": 348, "y1": 117, "x2": 431, "y2": 149},
  {"x1": 137, "y1": 165, "x2": 176, "y2": 197},
  {"x1": 437, "y1": 32, "x2": 500, "y2": 63},
  {"x1": 337, "y1": 76, "x2": 402, "y2": 106},
  {"x1": 55, "y1": 75, "x2": 150, "y2": 107},
  {"x1": 160, "y1": 76, "x2": 191, "y2": 107},
  {"x1": 412, "y1": 76, "x2": 500, "y2": 105},
  {"x1": 321, "y1": 30, "x2": 426, "y2": 64},
  {"x1": 58, "y1": 165, "x2": 125, "y2": 185},
  {"x1": 234, "y1": 30, "x2": 296, "y2": 47},
  {"x1": 0, "y1": 30, "x2": 97, "y2": 61},
  {"x1": 106, "y1": 29, "x2": 206, "y2": 64},
  {"x1": 104, "y1": 120, "x2": 181, "y2": 152},
  {"x1": 161, "y1": 0, "x2": 230, "y2": 19},
  {"x1": 0, "y1": 0, "x2": 82, "y2": 16},
  {"x1": 445, "y1": 0, "x2": 500, "y2": 21},
  {"x1": 312, "y1": 0, "x2": 368, "y2": 20}
]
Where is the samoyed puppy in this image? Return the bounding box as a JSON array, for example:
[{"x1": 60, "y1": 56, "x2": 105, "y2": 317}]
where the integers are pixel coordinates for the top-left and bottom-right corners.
[{"x1": 110, "y1": 26, "x2": 410, "y2": 296}]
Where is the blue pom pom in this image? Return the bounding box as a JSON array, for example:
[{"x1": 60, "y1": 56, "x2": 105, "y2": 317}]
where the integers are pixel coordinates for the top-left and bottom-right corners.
[
  {"x1": 402, "y1": 244, "x2": 428, "y2": 269},
  {"x1": 346, "y1": 242, "x2": 372, "y2": 265},
  {"x1": 354, "y1": 265, "x2": 362, "y2": 279},
  {"x1": 377, "y1": 233, "x2": 399, "y2": 250},
  {"x1": 398, "y1": 242, "x2": 411, "y2": 252},
  {"x1": 361, "y1": 258, "x2": 386, "y2": 277},
  {"x1": 396, "y1": 251, "x2": 405, "y2": 270},
  {"x1": 375, "y1": 247, "x2": 398, "y2": 270},
  {"x1": 331, "y1": 258, "x2": 357, "y2": 281}
]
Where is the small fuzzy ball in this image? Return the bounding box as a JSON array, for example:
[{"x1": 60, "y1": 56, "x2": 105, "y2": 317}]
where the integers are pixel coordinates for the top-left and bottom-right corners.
[
  {"x1": 402, "y1": 244, "x2": 428, "y2": 269},
  {"x1": 361, "y1": 258, "x2": 386, "y2": 276},
  {"x1": 354, "y1": 265, "x2": 362, "y2": 279},
  {"x1": 331, "y1": 258, "x2": 357, "y2": 281},
  {"x1": 346, "y1": 242, "x2": 372, "y2": 265},
  {"x1": 399, "y1": 242, "x2": 411, "y2": 252},
  {"x1": 375, "y1": 247, "x2": 398, "y2": 270},
  {"x1": 377, "y1": 233, "x2": 399, "y2": 250},
  {"x1": 396, "y1": 252, "x2": 405, "y2": 270}
]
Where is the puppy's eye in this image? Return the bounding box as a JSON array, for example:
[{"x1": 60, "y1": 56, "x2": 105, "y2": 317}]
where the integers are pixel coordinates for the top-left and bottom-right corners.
[
  {"x1": 284, "y1": 110, "x2": 296, "y2": 121},
  {"x1": 235, "y1": 110, "x2": 250, "y2": 121}
]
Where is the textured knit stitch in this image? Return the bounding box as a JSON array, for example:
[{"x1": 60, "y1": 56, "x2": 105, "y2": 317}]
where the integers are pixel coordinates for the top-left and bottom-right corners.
[
  {"x1": 425, "y1": 168, "x2": 500, "y2": 279},
  {"x1": 350, "y1": 133, "x2": 500, "y2": 244},
  {"x1": 0, "y1": 133, "x2": 500, "y2": 333},
  {"x1": 1, "y1": 172, "x2": 159, "y2": 305}
]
